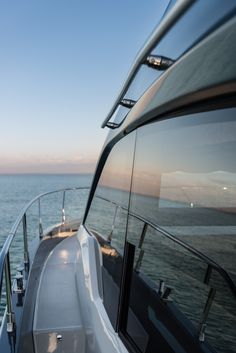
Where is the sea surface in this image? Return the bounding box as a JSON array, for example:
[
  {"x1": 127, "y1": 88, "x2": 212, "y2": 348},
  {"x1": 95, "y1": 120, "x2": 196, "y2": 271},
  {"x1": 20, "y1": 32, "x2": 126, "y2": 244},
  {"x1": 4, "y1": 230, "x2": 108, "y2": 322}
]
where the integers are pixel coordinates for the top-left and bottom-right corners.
[
  {"x1": 0, "y1": 174, "x2": 92, "y2": 249},
  {"x1": 0, "y1": 174, "x2": 92, "y2": 324}
]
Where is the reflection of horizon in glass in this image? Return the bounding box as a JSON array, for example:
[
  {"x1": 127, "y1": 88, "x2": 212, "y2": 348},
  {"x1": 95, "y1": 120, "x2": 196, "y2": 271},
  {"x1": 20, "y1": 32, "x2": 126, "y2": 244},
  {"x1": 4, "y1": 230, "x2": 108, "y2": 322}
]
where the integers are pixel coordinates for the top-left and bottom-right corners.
[
  {"x1": 99, "y1": 170, "x2": 132, "y2": 192},
  {"x1": 99, "y1": 172, "x2": 236, "y2": 212},
  {"x1": 99, "y1": 169, "x2": 236, "y2": 209},
  {"x1": 98, "y1": 132, "x2": 136, "y2": 193},
  {"x1": 126, "y1": 108, "x2": 236, "y2": 284},
  {"x1": 130, "y1": 109, "x2": 236, "y2": 208},
  {"x1": 159, "y1": 170, "x2": 236, "y2": 208}
]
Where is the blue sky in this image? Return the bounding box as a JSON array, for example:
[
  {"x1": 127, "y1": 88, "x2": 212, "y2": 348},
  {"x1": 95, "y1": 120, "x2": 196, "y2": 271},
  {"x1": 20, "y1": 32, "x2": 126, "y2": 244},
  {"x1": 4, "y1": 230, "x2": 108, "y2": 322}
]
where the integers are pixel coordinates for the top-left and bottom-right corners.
[{"x1": 0, "y1": 0, "x2": 169, "y2": 173}]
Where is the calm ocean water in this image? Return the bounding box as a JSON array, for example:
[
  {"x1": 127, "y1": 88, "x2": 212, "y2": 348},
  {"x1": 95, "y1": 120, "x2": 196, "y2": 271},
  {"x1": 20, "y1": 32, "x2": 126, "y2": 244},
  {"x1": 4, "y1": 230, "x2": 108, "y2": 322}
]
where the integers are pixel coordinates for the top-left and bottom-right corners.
[
  {"x1": 0, "y1": 174, "x2": 92, "y2": 323},
  {"x1": 0, "y1": 174, "x2": 92, "y2": 249}
]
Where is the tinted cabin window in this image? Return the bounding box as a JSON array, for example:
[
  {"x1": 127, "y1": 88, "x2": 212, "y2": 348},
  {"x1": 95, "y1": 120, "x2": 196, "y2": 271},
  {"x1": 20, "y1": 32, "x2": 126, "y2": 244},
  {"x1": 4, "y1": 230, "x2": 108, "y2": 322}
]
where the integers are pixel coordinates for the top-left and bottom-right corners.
[
  {"x1": 86, "y1": 132, "x2": 135, "y2": 328},
  {"x1": 125, "y1": 108, "x2": 236, "y2": 353}
]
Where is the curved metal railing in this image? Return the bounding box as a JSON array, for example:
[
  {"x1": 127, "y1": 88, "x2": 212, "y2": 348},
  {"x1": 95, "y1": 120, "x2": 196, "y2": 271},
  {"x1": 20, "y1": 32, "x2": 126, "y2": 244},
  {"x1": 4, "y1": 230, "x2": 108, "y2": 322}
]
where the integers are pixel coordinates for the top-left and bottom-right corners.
[
  {"x1": 101, "y1": 0, "x2": 195, "y2": 129},
  {"x1": 0, "y1": 187, "x2": 90, "y2": 332}
]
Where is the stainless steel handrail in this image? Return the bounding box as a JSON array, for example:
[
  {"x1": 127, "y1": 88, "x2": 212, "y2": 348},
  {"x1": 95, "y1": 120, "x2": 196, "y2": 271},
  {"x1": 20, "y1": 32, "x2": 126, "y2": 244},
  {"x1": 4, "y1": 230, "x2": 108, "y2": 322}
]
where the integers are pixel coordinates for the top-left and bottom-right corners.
[
  {"x1": 101, "y1": 0, "x2": 196, "y2": 129},
  {"x1": 0, "y1": 186, "x2": 90, "y2": 332},
  {"x1": 95, "y1": 194, "x2": 236, "y2": 297}
]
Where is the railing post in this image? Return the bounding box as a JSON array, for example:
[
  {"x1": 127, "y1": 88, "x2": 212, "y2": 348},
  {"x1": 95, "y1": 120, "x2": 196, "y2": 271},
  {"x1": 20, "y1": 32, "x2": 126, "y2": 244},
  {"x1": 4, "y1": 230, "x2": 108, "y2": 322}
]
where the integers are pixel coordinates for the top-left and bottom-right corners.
[
  {"x1": 135, "y1": 222, "x2": 148, "y2": 272},
  {"x1": 138, "y1": 222, "x2": 148, "y2": 249},
  {"x1": 204, "y1": 264, "x2": 212, "y2": 285},
  {"x1": 62, "y1": 191, "x2": 66, "y2": 224},
  {"x1": 38, "y1": 198, "x2": 43, "y2": 239},
  {"x1": 5, "y1": 253, "x2": 15, "y2": 333},
  {"x1": 107, "y1": 205, "x2": 119, "y2": 243},
  {"x1": 198, "y1": 287, "x2": 216, "y2": 342},
  {"x1": 22, "y1": 213, "x2": 29, "y2": 269}
]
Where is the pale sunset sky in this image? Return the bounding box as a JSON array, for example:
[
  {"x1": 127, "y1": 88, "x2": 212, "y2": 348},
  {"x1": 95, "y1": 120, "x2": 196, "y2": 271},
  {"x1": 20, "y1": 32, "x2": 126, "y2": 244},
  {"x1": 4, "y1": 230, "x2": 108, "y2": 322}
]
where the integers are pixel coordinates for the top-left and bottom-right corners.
[{"x1": 0, "y1": 0, "x2": 169, "y2": 174}]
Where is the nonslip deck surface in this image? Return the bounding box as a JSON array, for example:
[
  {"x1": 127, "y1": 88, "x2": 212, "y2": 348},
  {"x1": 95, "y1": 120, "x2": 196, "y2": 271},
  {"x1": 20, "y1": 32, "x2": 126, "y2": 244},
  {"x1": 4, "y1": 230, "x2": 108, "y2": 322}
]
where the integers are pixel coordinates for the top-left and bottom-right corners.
[{"x1": 18, "y1": 235, "x2": 71, "y2": 353}]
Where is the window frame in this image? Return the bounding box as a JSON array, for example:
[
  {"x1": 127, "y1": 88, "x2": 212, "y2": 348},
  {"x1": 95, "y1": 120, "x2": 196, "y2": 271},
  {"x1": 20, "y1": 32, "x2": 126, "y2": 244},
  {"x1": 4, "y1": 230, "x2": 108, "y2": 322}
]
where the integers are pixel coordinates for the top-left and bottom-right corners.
[{"x1": 84, "y1": 95, "x2": 236, "y2": 353}]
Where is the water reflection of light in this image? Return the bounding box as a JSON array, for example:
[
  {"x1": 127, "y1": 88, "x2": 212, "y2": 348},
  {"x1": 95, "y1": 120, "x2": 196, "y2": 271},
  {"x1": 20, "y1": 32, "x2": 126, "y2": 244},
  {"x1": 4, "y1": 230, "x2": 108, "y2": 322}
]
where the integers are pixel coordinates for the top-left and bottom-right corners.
[
  {"x1": 47, "y1": 333, "x2": 57, "y2": 353},
  {"x1": 101, "y1": 246, "x2": 118, "y2": 257},
  {"x1": 59, "y1": 250, "x2": 69, "y2": 260}
]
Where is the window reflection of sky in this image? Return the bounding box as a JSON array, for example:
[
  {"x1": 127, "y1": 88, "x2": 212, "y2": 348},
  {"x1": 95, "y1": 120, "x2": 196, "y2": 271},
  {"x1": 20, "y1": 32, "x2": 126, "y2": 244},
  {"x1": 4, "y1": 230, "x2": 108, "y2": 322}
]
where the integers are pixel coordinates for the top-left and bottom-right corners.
[
  {"x1": 132, "y1": 108, "x2": 236, "y2": 208},
  {"x1": 99, "y1": 108, "x2": 236, "y2": 209},
  {"x1": 125, "y1": 110, "x2": 236, "y2": 340},
  {"x1": 99, "y1": 132, "x2": 136, "y2": 192},
  {"x1": 128, "y1": 108, "x2": 236, "y2": 275}
]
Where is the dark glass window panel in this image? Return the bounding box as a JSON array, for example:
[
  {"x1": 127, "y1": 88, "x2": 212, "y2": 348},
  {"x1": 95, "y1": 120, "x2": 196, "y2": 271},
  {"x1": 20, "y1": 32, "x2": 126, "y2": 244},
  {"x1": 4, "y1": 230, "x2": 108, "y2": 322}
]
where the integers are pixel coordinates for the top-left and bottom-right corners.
[
  {"x1": 125, "y1": 236, "x2": 209, "y2": 353},
  {"x1": 130, "y1": 108, "x2": 236, "y2": 275},
  {"x1": 125, "y1": 107, "x2": 236, "y2": 352},
  {"x1": 85, "y1": 132, "x2": 136, "y2": 328},
  {"x1": 206, "y1": 270, "x2": 236, "y2": 353},
  {"x1": 128, "y1": 218, "x2": 209, "y2": 326}
]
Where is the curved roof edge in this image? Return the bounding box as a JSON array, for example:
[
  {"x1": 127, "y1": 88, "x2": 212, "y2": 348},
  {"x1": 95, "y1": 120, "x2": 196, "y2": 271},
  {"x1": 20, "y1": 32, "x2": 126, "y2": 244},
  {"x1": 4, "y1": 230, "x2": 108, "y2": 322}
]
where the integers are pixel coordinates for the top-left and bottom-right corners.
[{"x1": 103, "y1": 13, "x2": 236, "y2": 144}]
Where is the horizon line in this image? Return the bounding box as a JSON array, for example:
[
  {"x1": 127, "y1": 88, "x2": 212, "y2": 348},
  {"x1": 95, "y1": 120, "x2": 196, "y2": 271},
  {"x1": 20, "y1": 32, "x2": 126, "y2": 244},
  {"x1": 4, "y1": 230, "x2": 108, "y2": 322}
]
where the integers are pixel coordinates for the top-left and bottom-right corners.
[{"x1": 0, "y1": 172, "x2": 94, "y2": 175}]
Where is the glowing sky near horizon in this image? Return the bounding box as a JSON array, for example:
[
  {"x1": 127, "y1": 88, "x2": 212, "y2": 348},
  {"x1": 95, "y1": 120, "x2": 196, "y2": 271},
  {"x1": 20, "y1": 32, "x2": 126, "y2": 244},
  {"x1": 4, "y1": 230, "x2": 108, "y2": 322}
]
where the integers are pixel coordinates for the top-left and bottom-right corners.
[{"x1": 0, "y1": 0, "x2": 170, "y2": 173}]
